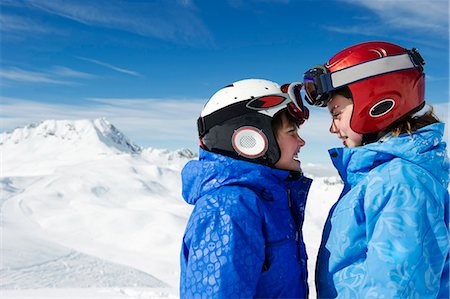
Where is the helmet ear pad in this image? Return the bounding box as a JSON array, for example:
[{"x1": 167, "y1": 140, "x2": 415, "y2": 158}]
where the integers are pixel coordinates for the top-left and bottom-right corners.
[
  {"x1": 348, "y1": 69, "x2": 425, "y2": 134},
  {"x1": 201, "y1": 113, "x2": 281, "y2": 166}
]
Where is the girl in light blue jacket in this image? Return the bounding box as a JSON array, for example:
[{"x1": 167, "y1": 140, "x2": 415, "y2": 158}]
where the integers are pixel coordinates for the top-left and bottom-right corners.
[{"x1": 303, "y1": 41, "x2": 449, "y2": 298}]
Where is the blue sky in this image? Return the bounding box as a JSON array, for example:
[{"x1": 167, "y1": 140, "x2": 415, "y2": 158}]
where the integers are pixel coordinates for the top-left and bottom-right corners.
[{"x1": 1, "y1": 0, "x2": 449, "y2": 164}]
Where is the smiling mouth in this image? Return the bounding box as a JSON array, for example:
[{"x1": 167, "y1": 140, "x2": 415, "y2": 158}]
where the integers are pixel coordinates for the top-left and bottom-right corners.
[{"x1": 339, "y1": 136, "x2": 348, "y2": 144}]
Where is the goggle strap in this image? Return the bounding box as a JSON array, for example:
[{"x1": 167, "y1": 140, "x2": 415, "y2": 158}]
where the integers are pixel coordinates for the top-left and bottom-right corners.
[
  {"x1": 329, "y1": 53, "x2": 416, "y2": 90},
  {"x1": 197, "y1": 117, "x2": 207, "y2": 137},
  {"x1": 198, "y1": 100, "x2": 249, "y2": 137},
  {"x1": 319, "y1": 75, "x2": 333, "y2": 95},
  {"x1": 408, "y1": 48, "x2": 425, "y2": 72}
]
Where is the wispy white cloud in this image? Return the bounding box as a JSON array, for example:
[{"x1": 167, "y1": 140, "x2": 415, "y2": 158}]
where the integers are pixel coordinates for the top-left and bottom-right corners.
[
  {"x1": 0, "y1": 66, "x2": 96, "y2": 85},
  {"x1": 0, "y1": 67, "x2": 74, "y2": 85},
  {"x1": 51, "y1": 66, "x2": 95, "y2": 79},
  {"x1": 227, "y1": 0, "x2": 289, "y2": 9},
  {"x1": 322, "y1": 24, "x2": 385, "y2": 37},
  {"x1": 178, "y1": 0, "x2": 194, "y2": 7},
  {"x1": 16, "y1": 0, "x2": 213, "y2": 46},
  {"x1": 349, "y1": 0, "x2": 448, "y2": 30},
  {"x1": 0, "y1": 13, "x2": 55, "y2": 34},
  {"x1": 253, "y1": 0, "x2": 290, "y2": 3},
  {"x1": 76, "y1": 57, "x2": 141, "y2": 77},
  {"x1": 338, "y1": 0, "x2": 449, "y2": 38}
]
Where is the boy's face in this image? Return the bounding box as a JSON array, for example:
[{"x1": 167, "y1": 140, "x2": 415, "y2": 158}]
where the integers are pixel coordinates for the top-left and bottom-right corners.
[{"x1": 274, "y1": 113, "x2": 305, "y2": 172}]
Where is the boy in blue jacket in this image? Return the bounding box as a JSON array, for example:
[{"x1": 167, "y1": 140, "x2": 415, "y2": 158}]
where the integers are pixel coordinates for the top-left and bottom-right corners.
[
  {"x1": 180, "y1": 79, "x2": 312, "y2": 298},
  {"x1": 304, "y1": 41, "x2": 449, "y2": 298}
]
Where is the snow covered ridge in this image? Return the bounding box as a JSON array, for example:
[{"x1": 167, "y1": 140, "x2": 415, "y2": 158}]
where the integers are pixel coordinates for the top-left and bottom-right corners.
[
  {"x1": 1, "y1": 118, "x2": 196, "y2": 158},
  {"x1": 1, "y1": 118, "x2": 141, "y2": 154},
  {"x1": 1, "y1": 118, "x2": 197, "y2": 176}
]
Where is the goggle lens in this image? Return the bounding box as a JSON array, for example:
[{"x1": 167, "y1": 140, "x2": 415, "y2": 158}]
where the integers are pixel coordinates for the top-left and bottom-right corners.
[
  {"x1": 303, "y1": 66, "x2": 331, "y2": 107},
  {"x1": 280, "y1": 83, "x2": 309, "y2": 125},
  {"x1": 303, "y1": 79, "x2": 317, "y2": 105}
]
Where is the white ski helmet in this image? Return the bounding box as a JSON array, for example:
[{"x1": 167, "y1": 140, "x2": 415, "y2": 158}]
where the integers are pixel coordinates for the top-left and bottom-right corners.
[{"x1": 197, "y1": 79, "x2": 309, "y2": 166}]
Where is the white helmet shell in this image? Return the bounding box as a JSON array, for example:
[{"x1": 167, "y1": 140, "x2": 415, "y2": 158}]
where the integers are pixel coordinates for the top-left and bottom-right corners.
[{"x1": 201, "y1": 79, "x2": 284, "y2": 117}]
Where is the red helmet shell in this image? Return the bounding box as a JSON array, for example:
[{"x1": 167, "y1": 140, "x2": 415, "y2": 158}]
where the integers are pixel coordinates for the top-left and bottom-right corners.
[{"x1": 326, "y1": 41, "x2": 425, "y2": 134}]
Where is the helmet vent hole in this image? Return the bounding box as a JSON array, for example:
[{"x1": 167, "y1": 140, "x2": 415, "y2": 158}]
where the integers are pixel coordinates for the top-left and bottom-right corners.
[
  {"x1": 369, "y1": 99, "x2": 395, "y2": 117},
  {"x1": 240, "y1": 135, "x2": 256, "y2": 148},
  {"x1": 232, "y1": 126, "x2": 268, "y2": 158}
]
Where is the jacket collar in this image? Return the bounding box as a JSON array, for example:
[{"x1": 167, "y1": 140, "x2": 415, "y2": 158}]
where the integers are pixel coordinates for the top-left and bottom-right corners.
[
  {"x1": 182, "y1": 149, "x2": 311, "y2": 204},
  {"x1": 329, "y1": 123, "x2": 449, "y2": 187}
]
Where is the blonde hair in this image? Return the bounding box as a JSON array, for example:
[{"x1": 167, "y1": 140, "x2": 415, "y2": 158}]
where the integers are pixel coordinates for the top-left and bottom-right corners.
[{"x1": 383, "y1": 107, "x2": 440, "y2": 137}]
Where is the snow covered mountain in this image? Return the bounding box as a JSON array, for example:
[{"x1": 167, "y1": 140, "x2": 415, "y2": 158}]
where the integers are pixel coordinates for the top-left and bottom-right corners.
[
  {"x1": 1, "y1": 118, "x2": 198, "y2": 296},
  {"x1": 1, "y1": 118, "x2": 140, "y2": 153},
  {"x1": 1, "y1": 118, "x2": 340, "y2": 298}
]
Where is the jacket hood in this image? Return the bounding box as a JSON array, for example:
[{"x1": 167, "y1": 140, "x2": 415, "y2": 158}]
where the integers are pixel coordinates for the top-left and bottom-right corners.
[
  {"x1": 182, "y1": 149, "x2": 298, "y2": 205},
  {"x1": 329, "y1": 123, "x2": 449, "y2": 188}
]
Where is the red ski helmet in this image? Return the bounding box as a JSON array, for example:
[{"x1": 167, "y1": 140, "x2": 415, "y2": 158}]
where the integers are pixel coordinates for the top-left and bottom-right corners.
[{"x1": 303, "y1": 41, "x2": 425, "y2": 134}]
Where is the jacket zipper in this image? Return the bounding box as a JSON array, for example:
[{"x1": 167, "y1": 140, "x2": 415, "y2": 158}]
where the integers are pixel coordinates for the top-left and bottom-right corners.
[
  {"x1": 287, "y1": 189, "x2": 301, "y2": 262},
  {"x1": 288, "y1": 188, "x2": 308, "y2": 294}
]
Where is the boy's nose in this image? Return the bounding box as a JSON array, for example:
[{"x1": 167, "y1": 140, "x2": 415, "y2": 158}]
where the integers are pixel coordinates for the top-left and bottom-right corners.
[{"x1": 297, "y1": 135, "x2": 305, "y2": 147}]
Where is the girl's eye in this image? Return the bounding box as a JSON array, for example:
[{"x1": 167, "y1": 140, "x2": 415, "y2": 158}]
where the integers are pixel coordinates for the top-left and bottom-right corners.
[{"x1": 332, "y1": 112, "x2": 341, "y2": 119}]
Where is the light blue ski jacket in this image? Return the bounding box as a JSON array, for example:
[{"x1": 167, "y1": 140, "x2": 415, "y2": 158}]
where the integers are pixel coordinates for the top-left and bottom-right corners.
[
  {"x1": 316, "y1": 123, "x2": 450, "y2": 298},
  {"x1": 180, "y1": 149, "x2": 312, "y2": 298}
]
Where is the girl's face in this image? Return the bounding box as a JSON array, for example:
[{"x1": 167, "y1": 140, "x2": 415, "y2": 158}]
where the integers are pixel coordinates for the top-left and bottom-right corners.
[
  {"x1": 274, "y1": 113, "x2": 305, "y2": 171},
  {"x1": 327, "y1": 95, "x2": 363, "y2": 148}
]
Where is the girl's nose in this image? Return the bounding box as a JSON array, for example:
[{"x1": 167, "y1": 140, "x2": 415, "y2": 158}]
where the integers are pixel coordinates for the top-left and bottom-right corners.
[
  {"x1": 297, "y1": 134, "x2": 305, "y2": 147},
  {"x1": 329, "y1": 120, "x2": 338, "y2": 133}
]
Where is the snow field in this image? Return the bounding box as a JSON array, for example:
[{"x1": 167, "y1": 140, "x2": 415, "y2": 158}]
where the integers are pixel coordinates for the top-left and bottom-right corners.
[{"x1": 1, "y1": 119, "x2": 340, "y2": 298}]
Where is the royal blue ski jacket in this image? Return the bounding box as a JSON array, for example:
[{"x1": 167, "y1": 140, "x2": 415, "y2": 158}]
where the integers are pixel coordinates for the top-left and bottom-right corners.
[
  {"x1": 180, "y1": 149, "x2": 312, "y2": 298},
  {"x1": 316, "y1": 123, "x2": 450, "y2": 298}
]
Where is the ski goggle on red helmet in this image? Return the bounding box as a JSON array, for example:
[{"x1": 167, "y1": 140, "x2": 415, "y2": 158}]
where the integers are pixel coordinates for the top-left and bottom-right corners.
[{"x1": 303, "y1": 48, "x2": 425, "y2": 107}]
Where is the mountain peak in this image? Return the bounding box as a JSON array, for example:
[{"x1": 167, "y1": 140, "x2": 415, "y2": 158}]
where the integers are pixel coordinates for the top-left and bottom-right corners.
[
  {"x1": 1, "y1": 118, "x2": 197, "y2": 176},
  {"x1": 1, "y1": 118, "x2": 141, "y2": 154}
]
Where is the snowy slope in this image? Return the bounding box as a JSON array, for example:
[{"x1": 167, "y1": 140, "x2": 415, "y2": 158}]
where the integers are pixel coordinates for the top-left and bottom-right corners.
[
  {"x1": 1, "y1": 118, "x2": 340, "y2": 298},
  {"x1": 1, "y1": 118, "x2": 141, "y2": 176}
]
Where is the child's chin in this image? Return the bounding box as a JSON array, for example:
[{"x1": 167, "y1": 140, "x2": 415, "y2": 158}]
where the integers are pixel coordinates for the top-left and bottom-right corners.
[{"x1": 289, "y1": 160, "x2": 301, "y2": 172}]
